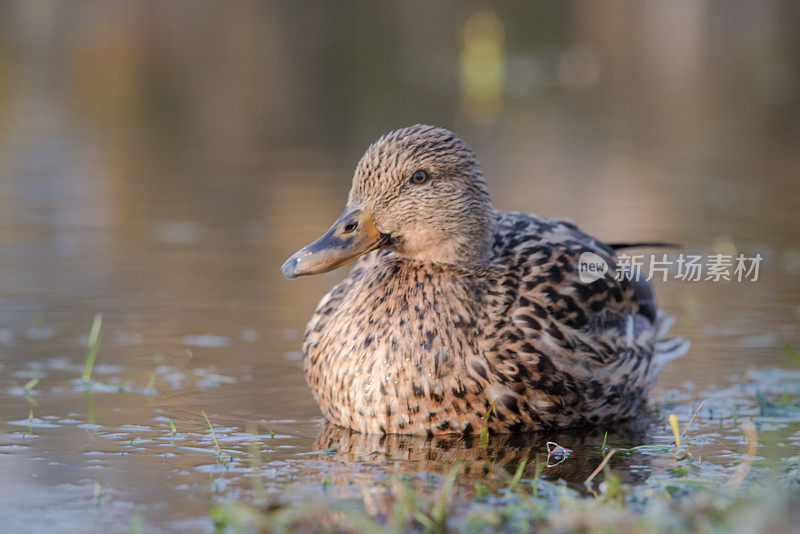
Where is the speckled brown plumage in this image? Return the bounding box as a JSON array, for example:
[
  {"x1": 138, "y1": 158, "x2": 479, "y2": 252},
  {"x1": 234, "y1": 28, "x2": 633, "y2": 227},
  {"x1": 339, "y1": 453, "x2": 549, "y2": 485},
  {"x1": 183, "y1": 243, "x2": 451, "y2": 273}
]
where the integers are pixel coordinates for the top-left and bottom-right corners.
[{"x1": 293, "y1": 125, "x2": 687, "y2": 435}]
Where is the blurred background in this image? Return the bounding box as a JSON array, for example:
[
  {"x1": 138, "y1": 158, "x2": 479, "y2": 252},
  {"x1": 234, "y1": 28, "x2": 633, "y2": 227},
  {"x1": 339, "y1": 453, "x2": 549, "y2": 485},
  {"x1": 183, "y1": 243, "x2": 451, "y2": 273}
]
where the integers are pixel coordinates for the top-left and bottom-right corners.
[{"x1": 0, "y1": 1, "x2": 799, "y2": 530}]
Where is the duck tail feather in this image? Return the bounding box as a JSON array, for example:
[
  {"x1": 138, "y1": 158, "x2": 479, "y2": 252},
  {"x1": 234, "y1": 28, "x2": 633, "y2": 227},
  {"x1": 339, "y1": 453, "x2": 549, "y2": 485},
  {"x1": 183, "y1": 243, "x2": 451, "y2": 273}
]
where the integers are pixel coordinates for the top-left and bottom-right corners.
[
  {"x1": 609, "y1": 242, "x2": 682, "y2": 250},
  {"x1": 652, "y1": 313, "x2": 689, "y2": 369},
  {"x1": 656, "y1": 314, "x2": 676, "y2": 339},
  {"x1": 654, "y1": 337, "x2": 690, "y2": 368}
]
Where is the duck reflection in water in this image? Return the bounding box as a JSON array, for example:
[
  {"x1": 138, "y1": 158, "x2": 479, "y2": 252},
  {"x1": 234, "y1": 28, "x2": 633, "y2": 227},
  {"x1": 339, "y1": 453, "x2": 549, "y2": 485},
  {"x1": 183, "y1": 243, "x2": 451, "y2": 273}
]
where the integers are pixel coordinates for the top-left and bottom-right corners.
[{"x1": 311, "y1": 417, "x2": 657, "y2": 490}]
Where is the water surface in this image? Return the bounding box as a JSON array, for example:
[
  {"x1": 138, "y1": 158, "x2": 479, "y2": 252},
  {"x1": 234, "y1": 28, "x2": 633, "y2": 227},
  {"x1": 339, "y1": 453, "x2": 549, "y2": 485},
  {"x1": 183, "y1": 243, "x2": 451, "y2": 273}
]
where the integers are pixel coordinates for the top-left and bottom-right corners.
[{"x1": 1, "y1": 2, "x2": 799, "y2": 532}]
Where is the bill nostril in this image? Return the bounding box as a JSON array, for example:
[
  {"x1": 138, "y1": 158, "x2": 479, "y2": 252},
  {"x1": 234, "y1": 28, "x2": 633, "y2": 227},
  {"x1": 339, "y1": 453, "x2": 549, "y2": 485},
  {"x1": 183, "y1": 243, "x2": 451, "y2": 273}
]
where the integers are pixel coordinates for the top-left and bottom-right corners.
[{"x1": 343, "y1": 222, "x2": 358, "y2": 233}]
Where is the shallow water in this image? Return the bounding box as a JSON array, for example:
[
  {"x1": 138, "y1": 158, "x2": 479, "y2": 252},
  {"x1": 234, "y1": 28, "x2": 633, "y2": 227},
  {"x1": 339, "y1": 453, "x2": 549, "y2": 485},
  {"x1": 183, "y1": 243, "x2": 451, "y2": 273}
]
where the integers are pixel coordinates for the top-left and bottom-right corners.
[{"x1": 1, "y1": 2, "x2": 800, "y2": 532}]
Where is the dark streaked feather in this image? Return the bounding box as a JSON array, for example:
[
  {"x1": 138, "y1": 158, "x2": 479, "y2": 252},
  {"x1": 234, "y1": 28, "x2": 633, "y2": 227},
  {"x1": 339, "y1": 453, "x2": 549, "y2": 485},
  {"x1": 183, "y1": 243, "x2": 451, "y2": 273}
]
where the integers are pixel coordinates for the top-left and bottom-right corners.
[{"x1": 608, "y1": 242, "x2": 682, "y2": 250}]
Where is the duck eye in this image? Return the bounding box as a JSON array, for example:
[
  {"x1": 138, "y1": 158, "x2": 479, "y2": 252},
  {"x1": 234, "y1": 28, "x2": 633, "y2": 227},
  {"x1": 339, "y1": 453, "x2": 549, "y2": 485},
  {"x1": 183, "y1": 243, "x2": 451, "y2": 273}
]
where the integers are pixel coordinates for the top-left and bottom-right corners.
[{"x1": 410, "y1": 170, "x2": 428, "y2": 184}]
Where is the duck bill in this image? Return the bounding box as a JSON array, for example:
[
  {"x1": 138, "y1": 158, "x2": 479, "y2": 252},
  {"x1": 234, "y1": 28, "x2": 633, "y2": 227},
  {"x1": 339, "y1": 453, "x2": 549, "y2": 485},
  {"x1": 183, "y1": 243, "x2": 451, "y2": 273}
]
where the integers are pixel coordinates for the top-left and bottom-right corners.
[{"x1": 281, "y1": 208, "x2": 388, "y2": 279}]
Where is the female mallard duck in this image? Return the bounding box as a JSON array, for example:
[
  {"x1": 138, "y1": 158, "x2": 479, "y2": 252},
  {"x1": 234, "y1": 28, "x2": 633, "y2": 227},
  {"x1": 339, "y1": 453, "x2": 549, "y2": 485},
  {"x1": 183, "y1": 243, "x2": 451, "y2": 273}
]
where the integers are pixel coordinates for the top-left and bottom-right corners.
[{"x1": 282, "y1": 125, "x2": 687, "y2": 435}]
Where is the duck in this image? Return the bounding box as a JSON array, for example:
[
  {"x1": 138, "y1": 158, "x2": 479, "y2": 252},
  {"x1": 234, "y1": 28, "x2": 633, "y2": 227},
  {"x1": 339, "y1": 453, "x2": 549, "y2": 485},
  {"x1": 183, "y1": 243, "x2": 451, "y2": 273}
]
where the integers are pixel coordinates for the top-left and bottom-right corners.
[{"x1": 282, "y1": 124, "x2": 687, "y2": 435}]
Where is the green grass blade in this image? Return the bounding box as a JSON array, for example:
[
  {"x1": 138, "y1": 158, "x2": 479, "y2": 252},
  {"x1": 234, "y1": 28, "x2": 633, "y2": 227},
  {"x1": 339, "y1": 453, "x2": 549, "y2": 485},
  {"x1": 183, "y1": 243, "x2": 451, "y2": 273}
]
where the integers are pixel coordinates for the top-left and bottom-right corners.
[
  {"x1": 23, "y1": 377, "x2": 40, "y2": 392},
  {"x1": 84, "y1": 390, "x2": 98, "y2": 425},
  {"x1": 510, "y1": 457, "x2": 528, "y2": 490},
  {"x1": 431, "y1": 462, "x2": 460, "y2": 527},
  {"x1": 782, "y1": 344, "x2": 800, "y2": 367},
  {"x1": 201, "y1": 410, "x2": 222, "y2": 463},
  {"x1": 413, "y1": 511, "x2": 435, "y2": 530},
  {"x1": 81, "y1": 314, "x2": 103, "y2": 383}
]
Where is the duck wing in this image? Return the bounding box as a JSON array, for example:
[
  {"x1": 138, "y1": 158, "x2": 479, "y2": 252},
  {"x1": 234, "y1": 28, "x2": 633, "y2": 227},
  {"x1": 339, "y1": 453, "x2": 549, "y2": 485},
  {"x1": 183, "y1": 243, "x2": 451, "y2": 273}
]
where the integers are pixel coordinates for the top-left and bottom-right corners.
[{"x1": 482, "y1": 211, "x2": 687, "y2": 426}]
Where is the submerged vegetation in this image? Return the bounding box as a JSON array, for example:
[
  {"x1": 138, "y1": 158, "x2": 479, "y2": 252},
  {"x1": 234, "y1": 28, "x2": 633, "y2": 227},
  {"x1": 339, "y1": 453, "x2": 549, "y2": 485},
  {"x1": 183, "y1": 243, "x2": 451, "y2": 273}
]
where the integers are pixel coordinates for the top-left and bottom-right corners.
[
  {"x1": 211, "y1": 475, "x2": 800, "y2": 534},
  {"x1": 209, "y1": 413, "x2": 800, "y2": 534}
]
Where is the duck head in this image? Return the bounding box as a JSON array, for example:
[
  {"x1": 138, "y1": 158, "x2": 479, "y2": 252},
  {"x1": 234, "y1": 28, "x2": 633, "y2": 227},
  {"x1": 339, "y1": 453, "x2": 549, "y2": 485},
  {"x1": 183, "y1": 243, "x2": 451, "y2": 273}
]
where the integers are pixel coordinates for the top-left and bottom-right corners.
[{"x1": 282, "y1": 125, "x2": 494, "y2": 279}]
